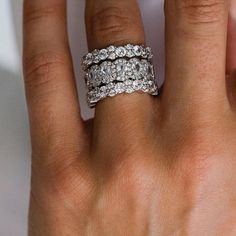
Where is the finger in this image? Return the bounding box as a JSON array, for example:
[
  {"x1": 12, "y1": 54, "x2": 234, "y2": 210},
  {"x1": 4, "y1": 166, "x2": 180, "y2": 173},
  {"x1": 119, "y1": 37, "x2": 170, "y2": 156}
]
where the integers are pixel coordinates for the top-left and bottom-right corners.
[
  {"x1": 227, "y1": 0, "x2": 236, "y2": 74},
  {"x1": 163, "y1": 0, "x2": 230, "y2": 117},
  {"x1": 85, "y1": 0, "x2": 159, "y2": 152},
  {"x1": 23, "y1": 0, "x2": 86, "y2": 165}
]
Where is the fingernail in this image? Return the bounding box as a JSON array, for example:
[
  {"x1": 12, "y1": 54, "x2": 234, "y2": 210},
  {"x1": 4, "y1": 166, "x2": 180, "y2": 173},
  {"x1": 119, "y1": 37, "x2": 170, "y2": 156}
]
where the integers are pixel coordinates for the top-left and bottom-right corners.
[{"x1": 230, "y1": 0, "x2": 236, "y2": 20}]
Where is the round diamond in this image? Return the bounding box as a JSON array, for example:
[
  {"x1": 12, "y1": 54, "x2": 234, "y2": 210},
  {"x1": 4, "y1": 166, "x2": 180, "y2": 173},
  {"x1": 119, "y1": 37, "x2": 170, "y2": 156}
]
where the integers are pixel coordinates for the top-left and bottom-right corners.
[
  {"x1": 93, "y1": 50, "x2": 99, "y2": 63},
  {"x1": 108, "y1": 52, "x2": 116, "y2": 60},
  {"x1": 133, "y1": 46, "x2": 142, "y2": 56},
  {"x1": 99, "y1": 49, "x2": 108, "y2": 60},
  {"x1": 115, "y1": 47, "x2": 127, "y2": 57},
  {"x1": 125, "y1": 44, "x2": 135, "y2": 57},
  {"x1": 109, "y1": 89, "x2": 116, "y2": 97},
  {"x1": 108, "y1": 46, "x2": 116, "y2": 52}
]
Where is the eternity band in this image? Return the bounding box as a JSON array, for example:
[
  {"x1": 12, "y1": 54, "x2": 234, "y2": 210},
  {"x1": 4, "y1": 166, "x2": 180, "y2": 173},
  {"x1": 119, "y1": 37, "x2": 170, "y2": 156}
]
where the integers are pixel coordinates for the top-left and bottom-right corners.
[
  {"x1": 85, "y1": 57, "x2": 158, "y2": 107},
  {"x1": 85, "y1": 58, "x2": 155, "y2": 88},
  {"x1": 87, "y1": 78, "x2": 158, "y2": 108},
  {"x1": 82, "y1": 44, "x2": 158, "y2": 108},
  {"x1": 82, "y1": 44, "x2": 153, "y2": 70}
]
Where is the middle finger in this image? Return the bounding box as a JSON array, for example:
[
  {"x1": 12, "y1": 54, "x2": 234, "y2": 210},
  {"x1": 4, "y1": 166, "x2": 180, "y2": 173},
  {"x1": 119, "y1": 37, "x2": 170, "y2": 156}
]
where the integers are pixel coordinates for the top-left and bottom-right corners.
[{"x1": 85, "y1": 0, "x2": 159, "y2": 151}]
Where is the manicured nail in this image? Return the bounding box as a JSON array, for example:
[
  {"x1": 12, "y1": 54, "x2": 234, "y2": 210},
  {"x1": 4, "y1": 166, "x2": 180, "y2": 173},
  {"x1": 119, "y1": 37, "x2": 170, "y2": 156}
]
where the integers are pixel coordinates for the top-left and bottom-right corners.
[{"x1": 230, "y1": 0, "x2": 236, "y2": 20}]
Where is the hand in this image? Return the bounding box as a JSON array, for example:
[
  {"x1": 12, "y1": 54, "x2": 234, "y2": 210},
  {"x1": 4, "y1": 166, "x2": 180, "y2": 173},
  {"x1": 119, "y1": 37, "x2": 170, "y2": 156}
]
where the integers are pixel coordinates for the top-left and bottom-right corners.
[{"x1": 23, "y1": 0, "x2": 236, "y2": 235}]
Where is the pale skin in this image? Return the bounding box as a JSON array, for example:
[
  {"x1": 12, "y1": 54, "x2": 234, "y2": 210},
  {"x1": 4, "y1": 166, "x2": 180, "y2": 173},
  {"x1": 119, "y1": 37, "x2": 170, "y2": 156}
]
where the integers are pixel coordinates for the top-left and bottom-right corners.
[{"x1": 23, "y1": 0, "x2": 236, "y2": 235}]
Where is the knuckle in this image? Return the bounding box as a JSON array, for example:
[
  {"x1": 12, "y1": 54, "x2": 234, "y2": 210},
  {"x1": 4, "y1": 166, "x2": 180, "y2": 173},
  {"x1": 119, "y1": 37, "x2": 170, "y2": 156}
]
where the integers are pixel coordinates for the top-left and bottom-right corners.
[
  {"x1": 31, "y1": 155, "x2": 95, "y2": 208},
  {"x1": 89, "y1": 6, "x2": 141, "y2": 45},
  {"x1": 24, "y1": 51, "x2": 67, "y2": 90},
  {"x1": 109, "y1": 156, "x2": 156, "y2": 196},
  {"x1": 24, "y1": 4, "x2": 60, "y2": 25},
  {"x1": 163, "y1": 135, "x2": 215, "y2": 183},
  {"x1": 179, "y1": 0, "x2": 226, "y2": 25}
]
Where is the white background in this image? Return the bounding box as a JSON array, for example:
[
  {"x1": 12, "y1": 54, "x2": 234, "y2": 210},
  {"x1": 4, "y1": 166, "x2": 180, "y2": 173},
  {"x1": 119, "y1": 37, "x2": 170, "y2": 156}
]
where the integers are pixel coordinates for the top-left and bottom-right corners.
[{"x1": 0, "y1": 1, "x2": 164, "y2": 235}]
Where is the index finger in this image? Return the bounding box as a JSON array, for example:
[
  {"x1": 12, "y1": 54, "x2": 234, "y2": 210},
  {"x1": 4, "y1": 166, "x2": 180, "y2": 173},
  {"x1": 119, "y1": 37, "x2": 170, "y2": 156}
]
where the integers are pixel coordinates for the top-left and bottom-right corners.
[{"x1": 23, "y1": 0, "x2": 86, "y2": 165}]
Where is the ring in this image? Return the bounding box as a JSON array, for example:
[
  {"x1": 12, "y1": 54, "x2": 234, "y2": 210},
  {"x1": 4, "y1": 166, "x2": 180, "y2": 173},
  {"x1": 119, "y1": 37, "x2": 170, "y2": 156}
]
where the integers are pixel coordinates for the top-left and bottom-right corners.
[
  {"x1": 87, "y1": 78, "x2": 158, "y2": 108},
  {"x1": 82, "y1": 45, "x2": 158, "y2": 108},
  {"x1": 82, "y1": 44, "x2": 153, "y2": 70},
  {"x1": 85, "y1": 58, "x2": 154, "y2": 88}
]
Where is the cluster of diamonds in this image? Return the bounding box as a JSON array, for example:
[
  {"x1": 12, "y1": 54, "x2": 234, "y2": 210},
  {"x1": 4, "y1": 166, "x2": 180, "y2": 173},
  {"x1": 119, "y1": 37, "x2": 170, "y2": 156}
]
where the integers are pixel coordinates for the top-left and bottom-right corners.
[
  {"x1": 88, "y1": 78, "x2": 158, "y2": 108},
  {"x1": 86, "y1": 58, "x2": 158, "y2": 108},
  {"x1": 85, "y1": 58, "x2": 155, "y2": 88},
  {"x1": 82, "y1": 44, "x2": 153, "y2": 70},
  {"x1": 82, "y1": 44, "x2": 158, "y2": 108}
]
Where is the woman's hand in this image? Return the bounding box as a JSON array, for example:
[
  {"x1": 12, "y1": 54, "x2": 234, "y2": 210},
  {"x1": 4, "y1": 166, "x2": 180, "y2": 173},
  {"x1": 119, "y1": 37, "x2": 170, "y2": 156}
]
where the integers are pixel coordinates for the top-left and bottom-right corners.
[{"x1": 23, "y1": 0, "x2": 236, "y2": 235}]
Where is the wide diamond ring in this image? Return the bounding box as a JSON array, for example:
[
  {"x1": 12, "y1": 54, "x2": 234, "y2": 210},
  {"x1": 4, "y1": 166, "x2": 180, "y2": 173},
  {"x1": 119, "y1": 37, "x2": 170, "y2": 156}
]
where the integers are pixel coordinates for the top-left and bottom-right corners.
[{"x1": 82, "y1": 45, "x2": 158, "y2": 108}]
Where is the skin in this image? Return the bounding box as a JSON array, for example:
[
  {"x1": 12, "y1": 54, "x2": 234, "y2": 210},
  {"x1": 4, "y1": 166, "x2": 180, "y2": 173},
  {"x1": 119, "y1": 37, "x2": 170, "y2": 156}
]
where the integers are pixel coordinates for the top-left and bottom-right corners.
[{"x1": 22, "y1": 0, "x2": 236, "y2": 235}]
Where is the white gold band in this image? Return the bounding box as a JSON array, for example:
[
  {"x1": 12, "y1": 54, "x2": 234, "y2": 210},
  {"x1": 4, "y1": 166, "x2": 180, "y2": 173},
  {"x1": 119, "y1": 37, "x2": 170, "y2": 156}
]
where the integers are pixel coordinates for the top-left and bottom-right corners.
[
  {"x1": 85, "y1": 58, "x2": 155, "y2": 88},
  {"x1": 87, "y1": 78, "x2": 158, "y2": 108},
  {"x1": 82, "y1": 44, "x2": 153, "y2": 70},
  {"x1": 83, "y1": 45, "x2": 158, "y2": 108}
]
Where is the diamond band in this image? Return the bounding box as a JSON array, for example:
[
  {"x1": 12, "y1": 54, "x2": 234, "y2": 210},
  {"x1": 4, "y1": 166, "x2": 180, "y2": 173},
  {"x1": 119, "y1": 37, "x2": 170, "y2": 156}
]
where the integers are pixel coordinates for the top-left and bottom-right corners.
[
  {"x1": 85, "y1": 58, "x2": 155, "y2": 88},
  {"x1": 82, "y1": 44, "x2": 153, "y2": 70},
  {"x1": 82, "y1": 44, "x2": 158, "y2": 108},
  {"x1": 87, "y1": 78, "x2": 158, "y2": 108}
]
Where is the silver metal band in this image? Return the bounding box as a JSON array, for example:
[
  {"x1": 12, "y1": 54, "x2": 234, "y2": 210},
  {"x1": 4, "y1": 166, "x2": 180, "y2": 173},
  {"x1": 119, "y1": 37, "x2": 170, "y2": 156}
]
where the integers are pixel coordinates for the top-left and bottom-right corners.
[
  {"x1": 87, "y1": 78, "x2": 158, "y2": 108},
  {"x1": 82, "y1": 44, "x2": 153, "y2": 70},
  {"x1": 85, "y1": 58, "x2": 155, "y2": 88},
  {"x1": 83, "y1": 45, "x2": 158, "y2": 108},
  {"x1": 85, "y1": 58, "x2": 158, "y2": 108}
]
